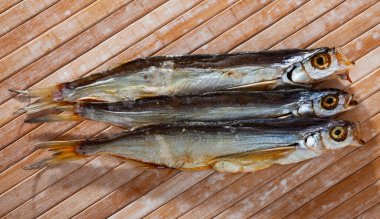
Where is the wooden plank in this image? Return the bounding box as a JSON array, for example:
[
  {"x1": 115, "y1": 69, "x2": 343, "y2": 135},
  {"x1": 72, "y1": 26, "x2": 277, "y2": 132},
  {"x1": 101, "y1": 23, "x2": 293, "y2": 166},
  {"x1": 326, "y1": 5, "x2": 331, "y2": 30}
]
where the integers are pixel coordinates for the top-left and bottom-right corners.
[
  {"x1": 92, "y1": 0, "x2": 342, "y2": 216},
  {"x1": 0, "y1": 0, "x2": 96, "y2": 59},
  {"x1": 359, "y1": 113, "x2": 380, "y2": 142},
  {"x1": 1, "y1": 0, "x2": 264, "y2": 200},
  {"x1": 0, "y1": 121, "x2": 109, "y2": 194},
  {"x1": 109, "y1": 171, "x2": 213, "y2": 218},
  {"x1": 86, "y1": 5, "x2": 380, "y2": 219},
  {"x1": 319, "y1": 45, "x2": 380, "y2": 90},
  {"x1": 177, "y1": 10, "x2": 378, "y2": 217},
  {"x1": 145, "y1": 25, "x2": 379, "y2": 219},
  {"x1": 288, "y1": 158, "x2": 380, "y2": 218},
  {"x1": 310, "y1": 2, "x2": 380, "y2": 48},
  {"x1": 160, "y1": 0, "x2": 275, "y2": 55},
  {"x1": 64, "y1": 2, "x2": 284, "y2": 217},
  {"x1": 250, "y1": 134, "x2": 380, "y2": 218},
  {"x1": 0, "y1": 0, "x2": 166, "y2": 106},
  {"x1": 0, "y1": 0, "x2": 169, "y2": 159},
  {"x1": 0, "y1": 0, "x2": 209, "y2": 193},
  {"x1": 340, "y1": 91, "x2": 380, "y2": 122},
  {"x1": 179, "y1": 165, "x2": 293, "y2": 219},
  {"x1": 38, "y1": 166, "x2": 169, "y2": 219},
  {"x1": 0, "y1": 0, "x2": 217, "y2": 215},
  {"x1": 318, "y1": 173, "x2": 380, "y2": 218},
  {"x1": 73, "y1": 170, "x2": 188, "y2": 219},
  {"x1": 214, "y1": 112, "x2": 380, "y2": 218},
  {"x1": 213, "y1": 151, "x2": 350, "y2": 218},
  {"x1": 0, "y1": 0, "x2": 59, "y2": 36},
  {"x1": 0, "y1": 0, "x2": 202, "y2": 197},
  {"x1": 0, "y1": 0, "x2": 217, "y2": 209},
  {"x1": 343, "y1": 23, "x2": 380, "y2": 66},
  {"x1": 0, "y1": 0, "x2": 22, "y2": 14},
  {"x1": 0, "y1": 0, "x2": 129, "y2": 83},
  {"x1": 0, "y1": 0, "x2": 169, "y2": 150},
  {"x1": 145, "y1": 173, "x2": 244, "y2": 219},
  {"x1": 0, "y1": 121, "x2": 108, "y2": 216},
  {"x1": 34, "y1": 1, "x2": 243, "y2": 217},
  {"x1": 349, "y1": 68, "x2": 380, "y2": 102},
  {"x1": 231, "y1": 0, "x2": 348, "y2": 52},
  {"x1": 193, "y1": 32, "x2": 380, "y2": 218},
  {"x1": 4, "y1": 155, "x2": 122, "y2": 218},
  {"x1": 0, "y1": 0, "x2": 200, "y2": 129},
  {"x1": 273, "y1": 0, "x2": 379, "y2": 49},
  {"x1": 93, "y1": 0, "x2": 241, "y2": 71},
  {"x1": 195, "y1": 0, "x2": 309, "y2": 54},
  {"x1": 358, "y1": 202, "x2": 380, "y2": 218},
  {"x1": 0, "y1": 2, "x2": 215, "y2": 176},
  {"x1": 0, "y1": 120, "x2": 80, "y2": 172},
  {"x1": 186, "y1": 84, "x2": 379, "y2": 218},
  {"x1": 213, "y1": 85, "x2": 380, "y2": 218},
  {"x1": 0, "y1": 1, "x2": 378, "y2": 218}
]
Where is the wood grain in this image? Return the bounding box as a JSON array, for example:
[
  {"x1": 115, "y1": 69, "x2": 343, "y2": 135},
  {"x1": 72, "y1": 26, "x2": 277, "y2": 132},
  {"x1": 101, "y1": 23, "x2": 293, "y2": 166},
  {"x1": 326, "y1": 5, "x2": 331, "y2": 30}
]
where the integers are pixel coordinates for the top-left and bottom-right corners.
[
  {"x1": 319, "y1": 174, "x2": 380, "y2": 218},
  {"x1": 0, "y1": 0, "x2": 60, "y2": 37},
  {"x1": 0, "y1": 0, "x2": 96, "y2": 59},
  {"x1": 0, "y1": 0, "x2": 379, "y2": 218},
  {"x1": 358, "y1": 201, "x2": 380, "y2": 218}
]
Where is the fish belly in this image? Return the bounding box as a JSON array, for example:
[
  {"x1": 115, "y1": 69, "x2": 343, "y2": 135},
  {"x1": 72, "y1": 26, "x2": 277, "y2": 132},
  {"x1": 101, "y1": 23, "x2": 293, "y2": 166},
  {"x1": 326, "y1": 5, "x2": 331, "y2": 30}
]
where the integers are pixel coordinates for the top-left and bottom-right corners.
[{"x1": 67, "y1": 66, "x2": 282, "y2": 102}]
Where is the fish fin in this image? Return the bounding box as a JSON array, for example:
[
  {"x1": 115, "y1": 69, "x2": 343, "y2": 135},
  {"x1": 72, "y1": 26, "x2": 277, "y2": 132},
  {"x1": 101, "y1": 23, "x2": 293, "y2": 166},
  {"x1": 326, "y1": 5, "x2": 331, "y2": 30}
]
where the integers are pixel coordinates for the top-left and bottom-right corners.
[
  {"x1": 17, "y1": 101, "x2": 75, "y2": 115},
  {"x1": 24, "y1": 140, "x2": 86, "y2": 170},
  {"x1": 122, "y1": 158, "x2": 162, "y2": 169},
  {"x1": 209, "y1": 145, "x2": 297, "y2": 172},
  {"x1": 77, "y1": 97, "x2": 109, "y2": 103},
  {"x1": 227, "y1": 80, "x2": 279, "y2": 91},
  {"x1": 276, "y1": 114, "x2": 292, "y2": 119},
  {"x1": 8, "y1": 89, "x2": 28, "y2": 95},
  {"x1": 9, "y1": 86, "x2": 60, "y2": 99},
  {"x1": 25, "y1": 113, "x2": 82, "y2": 123},
  {"x1": 22, "y1": 101, "x2": 80, "y2": 123}
]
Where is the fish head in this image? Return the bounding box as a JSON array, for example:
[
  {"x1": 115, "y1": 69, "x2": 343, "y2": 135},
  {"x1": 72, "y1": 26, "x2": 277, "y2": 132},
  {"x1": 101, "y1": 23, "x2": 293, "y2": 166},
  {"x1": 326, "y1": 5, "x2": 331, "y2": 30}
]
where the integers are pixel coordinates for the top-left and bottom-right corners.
[
  {"x1": 282, "y1": 47, "x2": 354, "y2": 85},
  {"x1": 310, "y1": 89, "x2": 356, "y2": 117},
  {"x1": 294, "y1": 89, "x2": 356, "y2": 117},
  {"x1": 300, "y1": 120, "x2": 365, "y2": 153}
]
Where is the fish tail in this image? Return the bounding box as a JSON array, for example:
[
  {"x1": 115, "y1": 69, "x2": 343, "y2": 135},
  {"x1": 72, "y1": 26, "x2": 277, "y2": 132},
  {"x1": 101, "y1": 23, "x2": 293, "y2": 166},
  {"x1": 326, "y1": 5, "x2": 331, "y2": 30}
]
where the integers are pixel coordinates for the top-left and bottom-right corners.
[
  {"x1": 15, "y1": 101, "x2": 75, "y2": 115},
  {"x1": 23, "y1": 101, "x2": 81, "y2": 123},
  {"x1": 25, "y1": 113, "x2": 82, "y2": 123},
  {"x1": 9, "y1": 85, "x2": 61, "y2": 100},
  {"x1": 23, "y1": 140, "x2": 86, "y2": 170}
]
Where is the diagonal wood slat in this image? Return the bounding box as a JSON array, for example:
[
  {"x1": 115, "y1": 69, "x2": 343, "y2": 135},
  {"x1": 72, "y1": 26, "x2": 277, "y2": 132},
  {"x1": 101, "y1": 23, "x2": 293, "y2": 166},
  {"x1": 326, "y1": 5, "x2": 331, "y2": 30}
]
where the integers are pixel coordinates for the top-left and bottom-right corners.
[{"x1": 0, "y1": 0, "x2": 379, "y2": 218}]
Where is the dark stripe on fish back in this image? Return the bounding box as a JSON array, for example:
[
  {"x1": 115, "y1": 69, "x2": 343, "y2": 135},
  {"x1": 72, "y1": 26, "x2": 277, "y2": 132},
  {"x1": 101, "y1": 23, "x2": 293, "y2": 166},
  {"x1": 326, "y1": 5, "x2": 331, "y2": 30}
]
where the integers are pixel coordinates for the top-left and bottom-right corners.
[
  {"x1": 76, "y1": 89, "x2": 310, "y2": 112},
  {"x1": 80, "y1": 118, "x2": 349, "y2": 145},
  {"x1": 65, "y1": 48, "x2": 330, "y2": 89}
]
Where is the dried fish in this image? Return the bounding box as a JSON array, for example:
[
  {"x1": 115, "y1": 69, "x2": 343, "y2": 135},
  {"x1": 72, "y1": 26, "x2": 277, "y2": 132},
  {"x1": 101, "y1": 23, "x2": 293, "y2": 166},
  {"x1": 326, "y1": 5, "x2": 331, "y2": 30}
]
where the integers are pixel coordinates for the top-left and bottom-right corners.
[
  {"x1": 26, "y1": 118, "x2": 364, "y2": 172},
  {"x1": 25, "y1": 89, "x2": 357, "y2": 128},
  {"x1": 12, "y1": 48, "x2": 353, "y2": 113}
]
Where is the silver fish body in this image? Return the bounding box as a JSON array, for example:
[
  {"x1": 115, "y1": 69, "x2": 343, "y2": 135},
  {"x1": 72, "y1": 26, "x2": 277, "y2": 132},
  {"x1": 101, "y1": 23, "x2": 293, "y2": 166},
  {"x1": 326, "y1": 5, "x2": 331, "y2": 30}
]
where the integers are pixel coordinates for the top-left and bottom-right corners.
[
  {"x1": 15, "y1": 47, "x2": 354, "y2": 108},
  {"x1": 25, "y1": 89, "x2": 356, "y2": 127},
  {"x1": 32, "y1": 118, "x2": 364, "y2": 172}
]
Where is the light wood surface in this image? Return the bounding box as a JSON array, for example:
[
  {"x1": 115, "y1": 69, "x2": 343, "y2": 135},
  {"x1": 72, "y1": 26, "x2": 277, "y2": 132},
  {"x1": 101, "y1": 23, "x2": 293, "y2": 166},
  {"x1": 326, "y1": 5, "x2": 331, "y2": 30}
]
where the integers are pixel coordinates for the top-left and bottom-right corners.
[{"x1": 0, "y1": 0, "x2": 379, "y2": 218}]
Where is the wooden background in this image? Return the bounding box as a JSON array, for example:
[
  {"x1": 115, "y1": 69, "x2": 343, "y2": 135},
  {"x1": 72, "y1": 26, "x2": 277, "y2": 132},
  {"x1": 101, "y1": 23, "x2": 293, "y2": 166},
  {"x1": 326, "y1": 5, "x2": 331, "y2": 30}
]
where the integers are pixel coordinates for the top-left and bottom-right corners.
[{"x1": 0, "y1": 0, "x2": 379, "y2": 218}]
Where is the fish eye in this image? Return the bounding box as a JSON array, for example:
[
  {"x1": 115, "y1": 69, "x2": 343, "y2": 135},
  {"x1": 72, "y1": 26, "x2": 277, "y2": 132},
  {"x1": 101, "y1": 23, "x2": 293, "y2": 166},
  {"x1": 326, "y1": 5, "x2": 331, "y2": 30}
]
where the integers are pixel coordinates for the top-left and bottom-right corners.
[
  {"x1": 329, "y1": 126, "x2": 348, "y2": 142},
  {"x1": 321, "y1": 94, "x2": 339, "y2": 110},
  {"x1": 311, "y1": 53, "x2": 331, "y2": 69}
]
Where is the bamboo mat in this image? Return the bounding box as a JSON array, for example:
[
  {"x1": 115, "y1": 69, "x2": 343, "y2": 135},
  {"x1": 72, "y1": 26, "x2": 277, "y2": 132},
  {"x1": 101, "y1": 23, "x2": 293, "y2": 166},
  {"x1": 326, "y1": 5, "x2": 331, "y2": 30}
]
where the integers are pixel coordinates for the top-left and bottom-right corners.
[{"x1": 0, "y1": 0, "x2": 379, "y2": 218}]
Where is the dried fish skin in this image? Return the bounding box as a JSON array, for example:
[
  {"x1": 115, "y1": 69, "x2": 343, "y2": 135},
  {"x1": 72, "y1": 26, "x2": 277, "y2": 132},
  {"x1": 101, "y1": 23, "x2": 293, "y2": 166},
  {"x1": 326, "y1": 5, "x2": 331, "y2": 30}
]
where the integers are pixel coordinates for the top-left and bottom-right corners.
[
  {"x1": 28, "y1": 118, "x2": 364, "y2": 172},
  {"x1": 14, "y1": 47, "x2": 353, "y2": 106},
  {"x1": 24, "y1": 89, "x2": 355, "y2": 128}
]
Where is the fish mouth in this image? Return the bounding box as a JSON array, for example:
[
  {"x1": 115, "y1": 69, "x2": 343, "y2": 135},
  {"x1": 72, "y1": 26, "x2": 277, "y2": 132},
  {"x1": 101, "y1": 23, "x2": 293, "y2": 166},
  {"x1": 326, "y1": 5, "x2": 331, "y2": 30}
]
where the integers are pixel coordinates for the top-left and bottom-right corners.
[
  {"x1": 337, "y1": 70, "x2": 352, "y2": 83},
  {"x1": 334, "y1": 47, "x2": 355, "y2": 66},
  {"x1": 352, "y1": 122, "x2": 365, "y2": 146},
  {"x1": 345, "y1": 94, "x2": 358, "y2": 109},
  {"x1": 334, "y1": 47, "x2": 354, "y2": 83}
]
